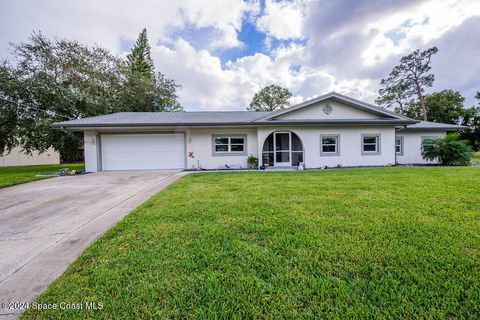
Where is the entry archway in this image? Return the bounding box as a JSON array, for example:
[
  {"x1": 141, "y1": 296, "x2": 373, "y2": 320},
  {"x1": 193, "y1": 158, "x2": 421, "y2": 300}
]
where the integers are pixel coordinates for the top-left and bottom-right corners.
[{"x1": 261, "y1": 131, "x2": 304, "y2": 167}]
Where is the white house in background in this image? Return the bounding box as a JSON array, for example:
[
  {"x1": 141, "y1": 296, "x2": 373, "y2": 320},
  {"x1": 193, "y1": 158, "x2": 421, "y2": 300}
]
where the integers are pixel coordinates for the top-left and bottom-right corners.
[
  {"x1": 0, "y1": 146, "x2": 60, "y2": 167},
  {"x1": 53, "y1": 92, "x2": 466, "y2": 172}
]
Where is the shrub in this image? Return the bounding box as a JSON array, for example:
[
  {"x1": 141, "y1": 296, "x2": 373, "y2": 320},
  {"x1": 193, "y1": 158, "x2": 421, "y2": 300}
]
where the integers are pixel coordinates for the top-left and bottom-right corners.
[
  {"x1": 422, "y1": 134, "x2": 473, "y2": 165},
  {"x1": 246, "y1": 155, "x2": 258, "y2": 169}
]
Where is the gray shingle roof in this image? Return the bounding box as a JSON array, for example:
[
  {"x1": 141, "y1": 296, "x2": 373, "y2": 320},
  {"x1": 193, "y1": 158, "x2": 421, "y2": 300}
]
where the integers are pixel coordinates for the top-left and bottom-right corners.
[
  {"x1": 52, "y1": 92, "x2": 420, "y2": 128},
  {"x1": 53, "y1": 111, "x2": 270, "y2": 126},
  {"x1": 403, "y1": 121, "x2": 467, "y2": 130}
]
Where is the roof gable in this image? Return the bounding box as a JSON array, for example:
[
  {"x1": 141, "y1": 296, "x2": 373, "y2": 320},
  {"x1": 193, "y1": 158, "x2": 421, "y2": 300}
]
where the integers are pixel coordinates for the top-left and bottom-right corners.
[{"x1": 257, "y1": 92, "x2": 411, "y2": 122}]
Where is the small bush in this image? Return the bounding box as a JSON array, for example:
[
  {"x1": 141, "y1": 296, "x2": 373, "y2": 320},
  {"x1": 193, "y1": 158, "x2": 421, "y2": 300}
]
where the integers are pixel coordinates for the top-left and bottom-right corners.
[
  {"x1": 422, "y1": 134, "x2": 473, "y2": 165},
  {"x1": 246, "y1": 155, "x2": 258, "y2": 168}
]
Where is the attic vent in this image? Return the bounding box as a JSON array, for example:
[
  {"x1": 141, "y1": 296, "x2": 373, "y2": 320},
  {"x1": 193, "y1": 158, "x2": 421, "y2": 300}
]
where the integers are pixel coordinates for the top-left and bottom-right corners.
[{"x1": 323, "y1": 104, "x2": 333, "y2": 115}]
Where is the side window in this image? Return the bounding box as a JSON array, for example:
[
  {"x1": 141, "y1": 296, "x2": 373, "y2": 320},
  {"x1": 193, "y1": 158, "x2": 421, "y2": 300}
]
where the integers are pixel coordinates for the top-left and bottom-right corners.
[
  {"x1": 421, "y1": 137, "x2": 437, "y2": 152},
  {"x1": 320, "y1": 135, "x2": 340, "y2": 156},
  {"x1": 362, "y1": 134, "x2": 381, "y2": 155},
  {"x1": 395, "y1": 136, "x2": 403, "y2": 156}
]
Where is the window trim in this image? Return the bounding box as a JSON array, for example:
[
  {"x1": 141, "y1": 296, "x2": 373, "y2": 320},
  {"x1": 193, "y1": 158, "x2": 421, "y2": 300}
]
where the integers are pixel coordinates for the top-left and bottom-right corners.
[
  {"x1": 320, "y1": 134, "x2": 340, "y2": 156},
  {"x1": 395, "y1": 136, "x2": 404, "y2": 156},
  {"x1": 212, "y1": 134, "x2": 247, "y2": 156},
  {"x1": 361, "y1": 133, "x2": 381, "y2": 155}
]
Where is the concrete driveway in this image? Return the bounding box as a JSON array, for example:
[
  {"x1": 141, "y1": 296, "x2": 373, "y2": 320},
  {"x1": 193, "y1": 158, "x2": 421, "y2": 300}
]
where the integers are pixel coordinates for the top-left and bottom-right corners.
[{"x1": 0, "y1": 170, "x2": 185, "y2": 318}]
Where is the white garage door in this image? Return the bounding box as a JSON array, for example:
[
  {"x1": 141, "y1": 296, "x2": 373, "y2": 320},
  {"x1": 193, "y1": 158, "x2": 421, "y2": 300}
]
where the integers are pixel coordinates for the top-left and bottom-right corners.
[{"x1": 101, "y1": 134, "x2": 185, "y2": 170}]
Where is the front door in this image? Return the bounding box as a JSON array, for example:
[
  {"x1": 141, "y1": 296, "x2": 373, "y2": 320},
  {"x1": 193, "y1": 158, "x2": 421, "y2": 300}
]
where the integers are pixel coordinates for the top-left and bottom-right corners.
[{"x1": 274, "y1": 132, "x2": 291, "y2": 166}]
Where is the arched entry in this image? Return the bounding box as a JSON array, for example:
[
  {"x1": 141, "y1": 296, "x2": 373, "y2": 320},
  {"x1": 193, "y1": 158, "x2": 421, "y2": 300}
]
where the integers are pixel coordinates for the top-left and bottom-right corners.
[{"x1": 262, "y1": 131, "x2": 304, "y2": 167}]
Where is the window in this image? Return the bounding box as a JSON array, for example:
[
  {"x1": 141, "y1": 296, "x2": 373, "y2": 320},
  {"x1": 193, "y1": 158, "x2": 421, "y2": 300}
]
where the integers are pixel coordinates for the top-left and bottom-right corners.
[
  {"x1": 212, "y1": 135, "x2": 246, "y2": 156},
  {"x1": 395, "y1": 136, "x2": 403, "y2": 156},
  {"x1": 320, "y1": 135, "x2": 340, "y2": 156},
  {"x1": 421, "y1": 136, "x2": 438, "y2": 152},
  {"x1": 362, "y1": 134, "x2": 381, "y2": 155}
]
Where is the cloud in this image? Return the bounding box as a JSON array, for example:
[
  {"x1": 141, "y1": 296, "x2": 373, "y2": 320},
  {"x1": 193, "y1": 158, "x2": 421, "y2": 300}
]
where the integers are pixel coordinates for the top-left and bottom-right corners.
[
  {"x1": 255, "y1": 0, "x2": 306, "y2": 40},
  {"x1": 0, "y1": 0, "x2": 257, "y2": 55},
  {"x1": 0, "y1": 0, "x2": 479, "y2": 110}
]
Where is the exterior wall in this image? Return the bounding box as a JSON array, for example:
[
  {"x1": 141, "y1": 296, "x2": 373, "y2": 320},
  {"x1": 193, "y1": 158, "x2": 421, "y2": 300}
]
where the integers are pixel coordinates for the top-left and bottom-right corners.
[
  {"x1": 186, "y1": 128, "x2": 258, "y2": 169},
  {"x1": 275, "y1": 100, "x2": 380, "y2": 120},
  {"x1": 396, "y1": 130, "x2": 446, "y2": 164},
  {"x1": 84, "y1": 131, "x2": 100, "y2": 172},
  {"x1": 257, "y1": 126, "x2": 396, "y2": 168},
  {"x1": 83, "y1": 126, "x2": 402, "y2": 171},
  {"x1": 0, "y1": 146, "x2": 60, "y2": 167}
]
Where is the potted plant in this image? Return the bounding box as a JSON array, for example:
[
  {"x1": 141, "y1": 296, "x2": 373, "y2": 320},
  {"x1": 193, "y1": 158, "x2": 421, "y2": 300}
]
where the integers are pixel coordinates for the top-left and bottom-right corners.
[{"x1": 247, "y1": 155, "x2": 258, "y2": 169}]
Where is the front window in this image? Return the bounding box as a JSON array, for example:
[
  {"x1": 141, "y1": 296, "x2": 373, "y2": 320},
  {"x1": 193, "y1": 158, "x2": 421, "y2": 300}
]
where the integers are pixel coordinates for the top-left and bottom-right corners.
[
  {"x1": 321, "y1": 135, "x2": 339, "y2": 155},
  {"x1": 213, "y1": 136, "x2": 246, "y2": 155},
  {"x1": 395, "y1": 137, "x2": 403, "y2": 155},
  {"x1": 362, "y1": 134, "x2": 380, "y2": 155}
]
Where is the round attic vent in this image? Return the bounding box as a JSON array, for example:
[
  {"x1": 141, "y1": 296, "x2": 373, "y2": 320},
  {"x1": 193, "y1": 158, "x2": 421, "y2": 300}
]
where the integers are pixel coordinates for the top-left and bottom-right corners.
[{"x1": 323, "y1": 104, "x2": 333, "y2": 115}]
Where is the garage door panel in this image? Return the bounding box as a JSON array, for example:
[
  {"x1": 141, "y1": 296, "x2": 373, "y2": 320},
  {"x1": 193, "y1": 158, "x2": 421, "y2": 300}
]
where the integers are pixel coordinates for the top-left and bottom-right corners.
[{"x1": 101, "y1": 134, "x2": 185, "y2": 170}]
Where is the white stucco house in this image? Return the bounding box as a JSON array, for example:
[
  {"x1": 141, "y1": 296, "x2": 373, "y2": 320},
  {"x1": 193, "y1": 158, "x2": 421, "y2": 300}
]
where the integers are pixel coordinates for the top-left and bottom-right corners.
[
  {"x1": 53, "y1": 92, "x2": 466, "y2": 172},
  {"x1": 0, "y1": 146, "x2": 60, "y2": 167}
]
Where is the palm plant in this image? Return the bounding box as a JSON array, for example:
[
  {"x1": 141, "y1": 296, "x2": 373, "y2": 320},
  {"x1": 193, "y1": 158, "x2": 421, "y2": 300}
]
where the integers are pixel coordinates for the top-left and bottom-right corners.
[{"x1": 422, "y1": 134, "x2": 472, "y2": 165}]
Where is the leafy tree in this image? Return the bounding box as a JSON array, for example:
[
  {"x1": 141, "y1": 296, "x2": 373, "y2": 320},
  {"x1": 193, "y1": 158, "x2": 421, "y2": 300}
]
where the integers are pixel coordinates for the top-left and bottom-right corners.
[
  {"x1": 155, "y1": 72, "x2": 183, "y2": 112},
  {"x1": 0, "y1": 32, "x2": 124, "y2": 160},
  {"x1": 248, "y1": 84, "x2": 292, "y2": 111},
  {"x1": 460, "y1": 93, "x2": 480, "y2": 151},
  {"x1": 421, "y1": 134, "x2": 472, "y2": 165},
  {"x1": 377, "y1": 47, "x2": 438, "y2": 120},
  {"x1": 403, "y1": 90, "x2": 466, "y2": 124},
  {"x1": 0, "y1": 31, "x2": 183, "y2": 160}
]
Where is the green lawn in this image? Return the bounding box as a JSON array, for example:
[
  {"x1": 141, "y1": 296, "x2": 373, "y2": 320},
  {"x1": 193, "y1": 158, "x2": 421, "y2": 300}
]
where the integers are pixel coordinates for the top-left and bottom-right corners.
[
  {"x1": 472, "y1": 151, "x2": 480, "y2": 162},
  {"x1": 0, "y1": 163, "x2": 84, "y2": 189},
  {"x1": 23, "y1": 167, "x2": 480, "y2": 319}
]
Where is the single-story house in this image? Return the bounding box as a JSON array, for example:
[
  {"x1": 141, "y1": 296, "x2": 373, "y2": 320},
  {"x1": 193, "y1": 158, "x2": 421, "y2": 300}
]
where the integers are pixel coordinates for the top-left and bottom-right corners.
[
  {"x1": 53, "y1": 92, "x2": 466, "y2": 172},
  {"x1": 0, "y1": 146, "x2": 60, "y2": 167}
]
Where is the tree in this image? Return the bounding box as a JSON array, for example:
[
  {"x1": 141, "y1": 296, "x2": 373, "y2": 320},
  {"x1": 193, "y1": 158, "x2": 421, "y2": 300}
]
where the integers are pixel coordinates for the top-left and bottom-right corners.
[
  {"x1": 375, "y1": 79, "x2": 414, "y2": 114},
  {"x1": 0, "y1": 31, "x2": 183, "y2": 160},
  {"x1": 122, "y1": 29, "x2": 182, "y2": 112},
  {"x1": 421, "y1": 134, "x2": 472, "y2": 165},
  {"x1": 155, "y1": 72, "x2": 183, "y2": 112},
  {"x1": 377, "y1": 47, "x2": 438, "y2": 120},
  {"x1": 460, "y1": 92, "x2": 480, "y2": 151},
  {"x1": 0, "y1": 32, "x2": 124, "y2": 160},
  {"x1": 126, "y1": 28, "x2": 155, "y2": 80},
  {"x1": 248, "y1": 84, "x2": 292, "y2": 111},
  {"x1": 403, "y1": 90, "x2": 466, "y2": 124}
]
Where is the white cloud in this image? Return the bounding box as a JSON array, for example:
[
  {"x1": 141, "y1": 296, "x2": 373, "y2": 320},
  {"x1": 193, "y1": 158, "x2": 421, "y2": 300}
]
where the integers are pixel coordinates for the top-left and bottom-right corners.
[
  {"x1": 1, "y1": 0, "x2": 479, "y2": 110},
  {"x1": 255, "y1": 0, "x2": 306, "y2": 40},
  {"x1": 361, "y1": 0, "x2": 480, "y2": 65},
  {"x1": 0, "y1": 0, "x2": 257, "y2": 55},
  {"x1": 151, "y1": 39, "x2": 372, "y2": 110}
]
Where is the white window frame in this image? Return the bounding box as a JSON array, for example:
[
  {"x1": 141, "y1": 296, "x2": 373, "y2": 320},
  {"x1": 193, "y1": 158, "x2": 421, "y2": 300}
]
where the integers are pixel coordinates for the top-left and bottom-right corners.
[
  {"x1": 212, "y1": 135, "x2": 247, "y2": 156},
  {"x1": 361, "y1": 134, "x2": 381, "y2": 155},
  {"x1": 395, "y1": 136, "x2": 404, "y2": 156},
  {"x1": 320, "y1": 135, "x2": 340, "y2": 156}
]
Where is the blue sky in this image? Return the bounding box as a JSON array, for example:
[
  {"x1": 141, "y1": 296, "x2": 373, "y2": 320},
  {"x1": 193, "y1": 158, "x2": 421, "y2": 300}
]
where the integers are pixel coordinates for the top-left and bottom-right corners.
[{"x1": 0, "y1": 0, "x2": 479, "y2": 110}]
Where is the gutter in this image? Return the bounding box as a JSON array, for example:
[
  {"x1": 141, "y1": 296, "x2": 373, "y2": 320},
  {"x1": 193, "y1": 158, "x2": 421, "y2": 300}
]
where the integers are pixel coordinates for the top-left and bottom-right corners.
[{"x1": 52, "y1": 120, "x2": 417, "y2": 130}]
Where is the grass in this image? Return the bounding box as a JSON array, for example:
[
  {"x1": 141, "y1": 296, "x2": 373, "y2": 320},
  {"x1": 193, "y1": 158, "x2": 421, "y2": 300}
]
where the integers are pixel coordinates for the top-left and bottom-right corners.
[
  {"x1": 0, "y1": 163, "x2": 84, "y2": 189},
  {"x1": 22, "y1": 167, "x2": 480, "y2": 319},
  {"x1": 472, "y1": 151, "x2": 480, "y2": 162}
]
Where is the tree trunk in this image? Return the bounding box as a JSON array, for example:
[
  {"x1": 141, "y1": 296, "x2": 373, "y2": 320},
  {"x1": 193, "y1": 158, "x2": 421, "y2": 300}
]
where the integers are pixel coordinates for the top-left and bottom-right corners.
[
  {"x1": 398, "y1": 100, "x2": 404, "y2": 115},
  {"x1": 415, "y1": 80, "x2": 427, "y2": 121}
]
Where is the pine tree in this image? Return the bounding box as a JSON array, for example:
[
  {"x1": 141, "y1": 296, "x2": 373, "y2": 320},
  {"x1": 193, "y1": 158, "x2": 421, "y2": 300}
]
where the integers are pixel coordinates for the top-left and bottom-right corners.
[{"x1": 126, "y1": 28, "x2": 155, "y2": 80}]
